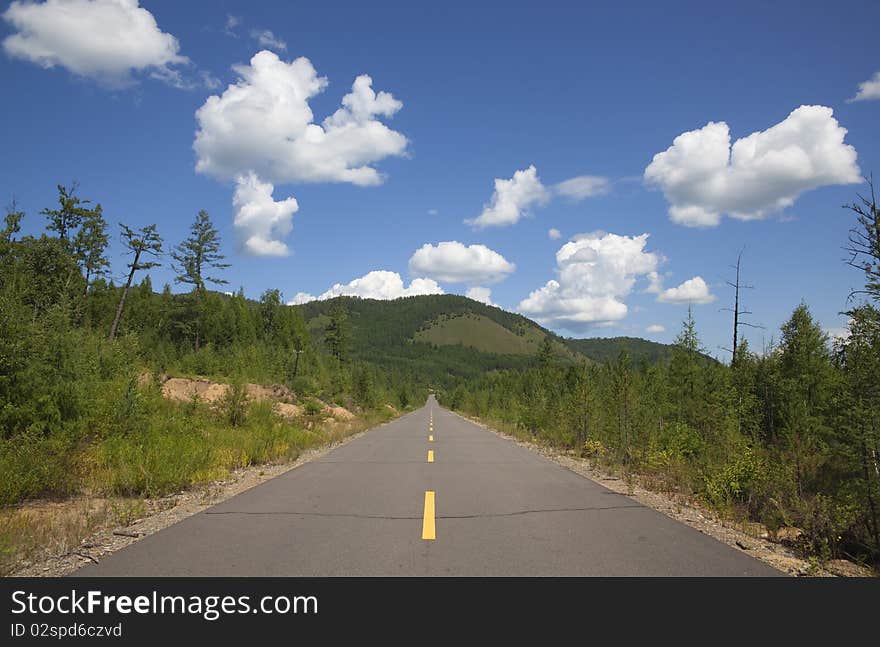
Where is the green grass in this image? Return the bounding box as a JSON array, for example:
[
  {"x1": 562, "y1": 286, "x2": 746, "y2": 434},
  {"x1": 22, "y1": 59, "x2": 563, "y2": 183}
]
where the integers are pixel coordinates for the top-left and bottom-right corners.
[
  {"x1": 414, "y1": 313, "x2": 574, "y2": 358},
  {"x1": 1, "y1": 381, "x2": 399, "y2": 505}
]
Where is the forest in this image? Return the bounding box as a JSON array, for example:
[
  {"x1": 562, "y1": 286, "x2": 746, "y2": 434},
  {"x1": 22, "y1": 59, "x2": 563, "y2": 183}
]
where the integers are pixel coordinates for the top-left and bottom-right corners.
[{"x1": 440, "y1": 182, "x2": 880, "y2": 567}]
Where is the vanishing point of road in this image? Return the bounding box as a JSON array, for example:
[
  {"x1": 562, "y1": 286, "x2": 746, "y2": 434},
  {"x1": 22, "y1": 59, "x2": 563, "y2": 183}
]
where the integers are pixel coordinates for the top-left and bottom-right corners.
[{"x1": 75, "y1": 395, "x2": 780, "y2": 576}]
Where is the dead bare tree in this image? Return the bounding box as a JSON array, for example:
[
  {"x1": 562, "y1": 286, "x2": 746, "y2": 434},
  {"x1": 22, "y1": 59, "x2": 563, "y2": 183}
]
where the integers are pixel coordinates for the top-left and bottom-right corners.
[
  {"x1": 720, "y1": 248, "x2": 762, "y2": 365},
  {"x1": 843, "y1": 175, "x2": 879, "y2": 303}
]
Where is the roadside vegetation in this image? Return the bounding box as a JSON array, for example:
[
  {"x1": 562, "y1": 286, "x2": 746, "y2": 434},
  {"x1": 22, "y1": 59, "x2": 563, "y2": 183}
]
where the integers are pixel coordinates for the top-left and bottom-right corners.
[
  {"x1": 441, "y1": 182, "x2": 880, "y2": 571},
  {"x1": 0, "y1": 185, "x2": 414, "y2": 573}
]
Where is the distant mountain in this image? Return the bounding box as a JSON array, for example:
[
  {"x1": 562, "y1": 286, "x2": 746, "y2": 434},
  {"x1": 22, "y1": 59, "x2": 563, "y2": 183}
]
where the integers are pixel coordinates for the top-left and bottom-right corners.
[
  {"x1": 563, "y1": 336, "x2": 679, "y2": 365},
  {"x1": 293, "y1": 295, "x2": 688, "y2": 386}
]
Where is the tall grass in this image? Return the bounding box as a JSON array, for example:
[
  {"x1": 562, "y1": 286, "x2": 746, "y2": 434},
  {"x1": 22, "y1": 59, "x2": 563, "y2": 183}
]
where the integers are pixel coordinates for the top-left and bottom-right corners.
[
  {"x1": 1, "y1": 375, "x2": 396, "y2": 506},
  {"x1": 88, "y1": 400, "x2": 316, "y2": 497}
]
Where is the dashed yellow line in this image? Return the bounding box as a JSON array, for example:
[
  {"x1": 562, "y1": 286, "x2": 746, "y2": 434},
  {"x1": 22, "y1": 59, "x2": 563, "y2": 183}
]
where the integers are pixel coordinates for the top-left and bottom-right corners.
[
  {"x1": 427, "y1": 449, "x2": 434, "y2": 463},
  {"x1": 429, "y1": 434, "x2": 434, "y2": 442},
  {"x1": 422, "y1": 491, "x2": 435, "y2": 540}
]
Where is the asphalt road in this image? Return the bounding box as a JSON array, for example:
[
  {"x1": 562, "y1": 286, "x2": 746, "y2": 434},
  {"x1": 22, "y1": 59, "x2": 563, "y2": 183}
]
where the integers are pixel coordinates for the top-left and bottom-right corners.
[{"x1": 74, "y1": 395, "x2": 781, "y2": 576}]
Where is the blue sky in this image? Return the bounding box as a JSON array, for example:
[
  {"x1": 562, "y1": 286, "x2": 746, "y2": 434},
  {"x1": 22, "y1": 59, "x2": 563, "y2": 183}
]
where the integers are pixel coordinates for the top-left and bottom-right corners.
[{"x1": 2, "y1": 0, "x2": 878, "y2": 358}]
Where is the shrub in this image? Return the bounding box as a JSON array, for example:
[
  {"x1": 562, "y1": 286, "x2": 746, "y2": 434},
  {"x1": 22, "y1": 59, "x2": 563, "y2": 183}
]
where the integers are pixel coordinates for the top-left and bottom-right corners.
[{"x1": 220, "y1": 380, "x2": 249, "y2": 427}]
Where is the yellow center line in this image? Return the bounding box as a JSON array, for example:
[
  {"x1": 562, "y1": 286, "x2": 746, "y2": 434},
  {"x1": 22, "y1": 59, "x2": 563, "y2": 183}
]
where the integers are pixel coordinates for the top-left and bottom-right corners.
[
  {"x1": 429, "y1": 434, "x2": 433, "y2": 442},
  {"x1": 422, "y1": 491, "x2": 435, "y2": 540},
  {"x1": 427, "y1": 449, "x2": 434, "y2": 463}
]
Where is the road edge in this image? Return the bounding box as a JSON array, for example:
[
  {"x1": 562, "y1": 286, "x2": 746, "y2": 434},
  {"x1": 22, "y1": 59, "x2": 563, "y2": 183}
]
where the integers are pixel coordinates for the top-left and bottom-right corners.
[
  {"x1": 9, "y1": 408, "x2": 422, "y2": 577},
  {"x1": 441, "y1": 406, "x2": 869, "y2": 577}
]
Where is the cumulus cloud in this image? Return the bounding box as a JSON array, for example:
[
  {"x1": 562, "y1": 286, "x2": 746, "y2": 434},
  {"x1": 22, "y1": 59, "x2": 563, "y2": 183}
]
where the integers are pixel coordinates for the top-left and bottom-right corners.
[
  {"x1": 646, "y1": 324, "x2": 666, "y2": 333},
  {"x1": 194, "y1": 50, "x2": 407, "y2": 186},
  {"x1": 645, "y1": 270, "x2": 665, "y2": 294},
  {"x1": 466, "y1": 287, "x2": 495, "y2": 306},
  {"x1": 825, "y1": 326, "x2": 852, "y2": 343},
  {"x1": 518, "y1": 232, "x2": 660, "y2": 331},
  {"x1": 657, "y1": 276, "x2": 715, "y2": 304},
  {"x1": 250, "y1": 29, "x2": 286, "y2": 51},
  {"x1": 467, "y1": 167, "x2": 612, "y2": 229},
  {"x1": 287, "y1": 293, "x2": 318, "y2": 305},
  {"x1": 408, "y1": 241, "x2": 515, "y2": 285},
  {"x1": 553, "y1": 175, "x2": 610, "y2": 201},
  {"x1": 848, "y1": 71, "x2": 880, "y2": 102},
  {"x1": 467, "y1": 165, "x2": 549, "y2": 229},
  {"x1": 289, "y1": 270, "x2": 443, "y2": 304},
  {"x1": 644, "y1": 105, "x2": 861, "y2": 227},
  {"x1": 548, "y1": 228, "x2": 561, "y2": 240},
  {"x1": 2, "y1": 0, "x2": 189, "y2": 87},
  {"x1": 232, "y1": 172, "x2": 298, "y2": 257}
]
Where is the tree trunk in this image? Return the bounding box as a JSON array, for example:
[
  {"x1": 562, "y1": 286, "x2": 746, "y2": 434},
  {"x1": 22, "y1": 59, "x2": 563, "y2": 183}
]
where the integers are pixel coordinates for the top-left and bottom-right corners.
[
  {"x1": 862, "y1": 439, "x2": 880, "y2": 552},
  {"x1": 109, "y1": 252, "x2": 139, "y2": 342},
  {"x1": 82, "y1": 267, "x2": 91, "y2": 300},
  {"x1": 194, "y1": 286, "x2": 202, "y2": 352}
]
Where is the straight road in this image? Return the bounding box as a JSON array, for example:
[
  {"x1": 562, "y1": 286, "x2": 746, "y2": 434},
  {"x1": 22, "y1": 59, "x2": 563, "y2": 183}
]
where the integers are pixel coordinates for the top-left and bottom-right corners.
[{"x1": 74, "y1": 395, "x2": 780, "y2": 576}]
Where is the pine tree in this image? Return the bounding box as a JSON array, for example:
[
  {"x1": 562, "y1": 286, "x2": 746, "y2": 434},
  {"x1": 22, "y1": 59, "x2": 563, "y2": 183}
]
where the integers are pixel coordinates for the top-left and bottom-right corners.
[
  {"x1": 1, "y1": 200, "x2": 25, "y2": 244},
  {"x1": 41, "y1": 183, "x2": 90, "y2": 245},
  {"x1": 325, "y1": 300, "x2": 351, "y2": 363},
  {"x1": 109, "y1": 224, "x2": 162, "y2": 341},
  {"x1": 669, "y1": 306, "x2": 704, "y2": 424},
  {"x1": 778, "y1": 302, "x2": 832, "y2": 497},
  {"x1": 74, "y1": 203, "x2": 110, "y2": 298},
  {"x1": 835, "y1": 304, "x2": 880, "y2": 556},
  {"x1": 536, "y1": 336, "x2": 555, "y2": 366},
  {"x1": 171, "y1": 210, "x2": 229, "y2": 351}
]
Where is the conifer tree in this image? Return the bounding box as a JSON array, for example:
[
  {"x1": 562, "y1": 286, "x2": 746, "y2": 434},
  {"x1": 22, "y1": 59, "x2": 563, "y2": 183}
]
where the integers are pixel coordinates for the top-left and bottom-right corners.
[{"x1": 171, "y1": 210, "x2": 229, "y2": 351}]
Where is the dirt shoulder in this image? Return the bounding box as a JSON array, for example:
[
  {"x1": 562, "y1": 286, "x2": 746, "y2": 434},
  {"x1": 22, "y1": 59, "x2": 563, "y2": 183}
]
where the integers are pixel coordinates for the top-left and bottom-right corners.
[
  {"x1": 8, "y1": 414, "x2": 403, "y2": 578},
  {"x1": 451, "y1": 410, "x2": 874, "y2": 578}
]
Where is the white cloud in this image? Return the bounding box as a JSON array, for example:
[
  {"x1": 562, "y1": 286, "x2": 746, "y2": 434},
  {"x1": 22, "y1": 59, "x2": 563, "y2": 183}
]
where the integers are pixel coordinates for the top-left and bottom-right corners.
[
  {"x1": 232, "y1": 172, "x2": 298, "y2": 257},
  {"x1": 289, "y1": 271, "x2": 443, "y2": 304},
  {"x1": 848, "y1": 71, "x2": 880, "y2": 102},
  {"x1": 2, "y1": 0, "x2": 188, "y2": 87},
  {"x1": 466, "y1": 167, "x2": 612, "y2": 229},
  {"x1": 554, "y1": 175, "x2": 610, "y2": 201},
  {"x1": 250, "y1": 29, "x2": 286, "y2": 51},
  {"x1": 644, "y1": 105, "x2": 861, "y2": 227},
  {"x1": 645, "y1": 270, "x2": 664, "y2": 294},
  {"x1": 408, "y1": 241, "x2": 515, "y2": 285},
  {"x1": 199, "y1": 70, "x2": 220, "y2": 90},
  {"x1": 288, "y1": 293, "x2": 317, "y2": 305},
  {"x1": 467, "y1": 165, "x2": 549, "y2": 229},
  {"x1": 825, "y1": 326, "x2": 852, "y2": 342},
  {"x1": 646, "y1": 324, "x2": 665, "y2": 334},
  {"x1": 194, "y1": 50, "x2": 408, "y2": 186},
  {"x1": 657, "y1": 276, "x2": 715, "y2": 304},
  {"x1": 826, "y1": 317, "x2": 853, "y2": 343},
  {"x1": 548, "y1": 228, "x2": 561, "y2": 240},
  {"x1": 224, "y1": 14, "x2": 241, "y2": 37},
  {"x1": 466, "y1": 287, "x2": 495, "y2": 306},
  {"x1": 518, "y1": 232, "x2": 660, "y2": 331}
]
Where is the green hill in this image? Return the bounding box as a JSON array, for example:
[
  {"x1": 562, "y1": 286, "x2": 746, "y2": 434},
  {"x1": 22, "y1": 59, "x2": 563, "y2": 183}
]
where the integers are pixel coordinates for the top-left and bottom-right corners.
[
  {"x1": 414, "y1": 313, "x2": 542, "y2": 355},
  {"x1": 296, "y1": 294, "x2": 562, "y2": 387},
  {"x1": 563, "y1": 336, "x2": 677, "y2": 364},
  {"x1": 293, "y1": 294, "x2": 685, "y2": 387}
]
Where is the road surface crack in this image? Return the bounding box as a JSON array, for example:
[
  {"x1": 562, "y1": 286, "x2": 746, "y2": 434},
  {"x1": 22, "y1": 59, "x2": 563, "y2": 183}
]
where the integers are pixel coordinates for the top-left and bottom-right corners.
[{"x1": 203, "y1": 504, "x2": 644, "y2": 520}]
